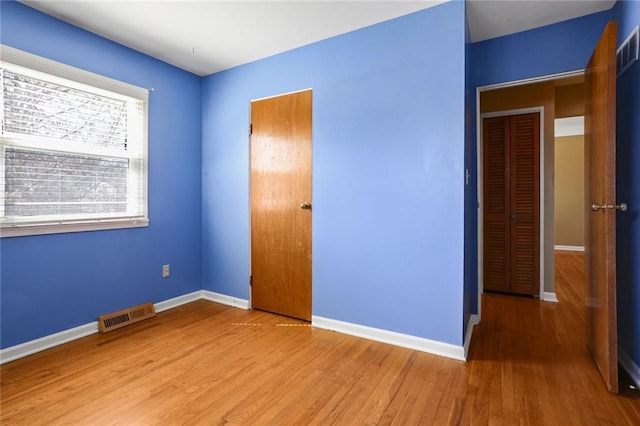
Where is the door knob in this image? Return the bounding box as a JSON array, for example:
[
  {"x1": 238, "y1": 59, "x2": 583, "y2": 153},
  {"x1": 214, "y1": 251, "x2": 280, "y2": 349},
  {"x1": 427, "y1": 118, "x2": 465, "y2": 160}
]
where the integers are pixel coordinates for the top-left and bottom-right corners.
[
  {"x1": 511, "y1": 214, "x2": 518, "y2": 220},
  {"x1": 591, "y1": 202, "x2": 627, "y2": 212},
  {"x1": 300, "y1": 202, "x2": 312, "y2": 210}
]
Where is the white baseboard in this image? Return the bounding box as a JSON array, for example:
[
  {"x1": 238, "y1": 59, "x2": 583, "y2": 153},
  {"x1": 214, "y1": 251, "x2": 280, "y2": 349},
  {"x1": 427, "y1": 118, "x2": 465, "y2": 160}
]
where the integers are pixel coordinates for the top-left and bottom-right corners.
[
  {"x1": 463, "y1": 314, "x2": 480, "y2": 359},
  {"x1": 554, "y1": 245, "x2": 585, "y2": 252},
  {"x1": 3, "y1": 291, "x2": 474, "y2": 365},
  {"x1": 202, "y1": 290, "x2": 250, "y2": 310},
  {"x1": 0, "y1": 322, "x2": 99, "y2": 365},
  {"x1": 619, "y1": 347, "x2": 640, "y2": 387},
  {"x1": 541, "y1": 292, "x2": 559, "y2": 303},
  {"x1": 0, "y1": 290, "x2": 250, "y2": 364},
  {"x1": 154, "y1": 291, "x2": 202, "y2": 313},
  {"x1": 312, "y1": 316, "x2": 466, "y2": 361}
]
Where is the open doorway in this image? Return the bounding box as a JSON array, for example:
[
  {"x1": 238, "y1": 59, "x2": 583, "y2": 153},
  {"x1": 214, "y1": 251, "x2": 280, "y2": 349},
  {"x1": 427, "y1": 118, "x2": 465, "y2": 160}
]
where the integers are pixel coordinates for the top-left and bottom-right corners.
[
  {"x1": 476, "y1": 22, "x2": 624, "y2": 394},
  {"x1": 554, "y1": 118, "x2": 585, "y2": 251},
  {"x1": 477, "y1": 72, "x2": 585, "y2": 308},
  {"x1": 554, "y1": 77, "x2": 586, "y2": 254}
]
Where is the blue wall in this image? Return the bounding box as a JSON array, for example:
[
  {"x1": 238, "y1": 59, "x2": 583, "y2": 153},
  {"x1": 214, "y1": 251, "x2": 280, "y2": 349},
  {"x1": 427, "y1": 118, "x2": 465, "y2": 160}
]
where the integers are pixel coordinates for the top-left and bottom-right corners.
[
  {"x1": 202, "y1": 1, "x2": 467, "y2": 345},
  {"x1": 0, "y1": 2, "x2": 203, "y2": 348},
  {"x1": 472, "y1": 9, "x2": 614, "y2": 87},
  {"x1": 614, "y1": 0, "x2": 640, "y2": 373},
  {"x1": 463, "y1": 1, "x2": 477, "y2": 340},
  {"x1": 6, "y1": 0, "x2": 629, "y2": 358}
]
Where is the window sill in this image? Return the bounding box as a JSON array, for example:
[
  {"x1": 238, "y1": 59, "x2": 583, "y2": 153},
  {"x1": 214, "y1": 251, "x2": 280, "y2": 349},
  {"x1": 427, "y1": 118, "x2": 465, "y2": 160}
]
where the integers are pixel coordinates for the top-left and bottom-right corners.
[{"x1": 0, "y1": 218, "x2": 149, "y2": 238}]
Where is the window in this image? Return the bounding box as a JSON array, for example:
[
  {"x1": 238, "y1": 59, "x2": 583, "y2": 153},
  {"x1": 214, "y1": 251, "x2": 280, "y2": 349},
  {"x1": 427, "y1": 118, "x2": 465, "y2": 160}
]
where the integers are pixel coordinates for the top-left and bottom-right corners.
[{"x1": 1, "y1": 45, "x2": 148, "y2": 237}]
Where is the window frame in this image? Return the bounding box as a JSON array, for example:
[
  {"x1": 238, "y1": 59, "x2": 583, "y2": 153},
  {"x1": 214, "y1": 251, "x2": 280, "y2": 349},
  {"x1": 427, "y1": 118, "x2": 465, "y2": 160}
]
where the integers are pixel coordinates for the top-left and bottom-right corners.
[{"x1": 0, "y1": 45, "x2": 149, "y2": 238}]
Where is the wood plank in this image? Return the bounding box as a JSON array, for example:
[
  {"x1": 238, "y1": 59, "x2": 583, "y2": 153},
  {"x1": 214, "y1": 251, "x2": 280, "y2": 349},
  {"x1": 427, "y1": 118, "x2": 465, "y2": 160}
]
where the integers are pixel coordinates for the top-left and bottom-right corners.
[{"x1": 2, "y1": 255, "x2": 639, "y2": 424}]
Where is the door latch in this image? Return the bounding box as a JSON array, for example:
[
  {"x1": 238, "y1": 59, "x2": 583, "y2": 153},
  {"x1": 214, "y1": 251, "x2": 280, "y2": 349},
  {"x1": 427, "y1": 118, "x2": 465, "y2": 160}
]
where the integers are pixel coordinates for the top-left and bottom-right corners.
[{"x1": 591, "y1": 202, "x2": 627, "y2": 212}]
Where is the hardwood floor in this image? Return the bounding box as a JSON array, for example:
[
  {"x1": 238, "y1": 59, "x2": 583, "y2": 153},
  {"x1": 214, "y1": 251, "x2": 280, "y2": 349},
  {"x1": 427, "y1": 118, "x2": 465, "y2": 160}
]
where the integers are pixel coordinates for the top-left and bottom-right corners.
[{"x1": 1, "y1": 251, "x2": 639, "y2": 424}]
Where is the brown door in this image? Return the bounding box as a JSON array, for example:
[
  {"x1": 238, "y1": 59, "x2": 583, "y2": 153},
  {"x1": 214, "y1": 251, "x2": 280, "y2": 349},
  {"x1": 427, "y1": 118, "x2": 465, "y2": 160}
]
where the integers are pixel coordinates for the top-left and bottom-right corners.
[
  {"x1": 250, "y1": 90, "x2": 312, "y2": 321},
  {"x1": 585, "y1": 21, "x2": 618, "y2": 393},
  {"x1": 483, "y1": 113, "x2": 540, "y2": 296}
]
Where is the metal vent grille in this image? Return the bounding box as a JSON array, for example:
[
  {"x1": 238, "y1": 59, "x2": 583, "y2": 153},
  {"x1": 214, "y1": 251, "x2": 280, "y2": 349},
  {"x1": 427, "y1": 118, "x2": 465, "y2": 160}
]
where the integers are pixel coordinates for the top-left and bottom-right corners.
[
  {"x1": 618, "y1": 26, "x2": 639, "y2": 78},
  {"x1": 98, "y1": 302, "x2": 156, "y2": 333}
]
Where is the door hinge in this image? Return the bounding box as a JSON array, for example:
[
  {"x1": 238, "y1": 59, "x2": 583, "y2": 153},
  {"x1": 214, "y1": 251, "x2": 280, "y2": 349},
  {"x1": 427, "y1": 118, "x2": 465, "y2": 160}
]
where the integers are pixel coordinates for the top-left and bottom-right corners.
[
  {"x1": 249, "y1": 275, "x2": 252, "y2": 286},
  {"x1": 249, "y1": 123, "x2": 253, "y2": 135}
]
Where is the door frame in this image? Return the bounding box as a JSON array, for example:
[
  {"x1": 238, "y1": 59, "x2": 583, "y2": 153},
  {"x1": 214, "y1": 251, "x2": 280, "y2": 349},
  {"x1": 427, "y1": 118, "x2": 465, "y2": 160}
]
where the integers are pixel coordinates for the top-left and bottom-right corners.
[
  {"x1": 248, "y1": 87, "x2": 314, "y2": 313},
  {"x1": 475, "y1": 70, "x2": 583, "y2": 319}
]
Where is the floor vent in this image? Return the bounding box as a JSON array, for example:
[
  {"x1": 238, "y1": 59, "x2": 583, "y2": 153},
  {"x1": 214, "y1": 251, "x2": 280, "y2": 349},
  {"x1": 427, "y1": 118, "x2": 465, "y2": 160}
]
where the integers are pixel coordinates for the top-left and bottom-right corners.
[
  {"x1": 98, "y1": 302, "x2": 156, "y2": 333},
  {"x1": 618, "y1": 25, "x2": 638, "y2": 78}
]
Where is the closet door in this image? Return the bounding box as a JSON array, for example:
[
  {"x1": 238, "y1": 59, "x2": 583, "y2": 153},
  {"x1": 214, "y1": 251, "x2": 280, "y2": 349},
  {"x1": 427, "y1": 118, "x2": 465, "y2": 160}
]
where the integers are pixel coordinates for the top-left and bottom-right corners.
[
  {"x1": 483, "y1": 113, "x2": 539, "y2": 296},
  {"x1": 509, "y1": 113, "x2": 540, "y2": 295},
  {"x1": 250, "y1": 90, "x2": 313, "y2": 321},
  {"x1": 483, "y1": 116, "x2": 511, "y2": 293}
]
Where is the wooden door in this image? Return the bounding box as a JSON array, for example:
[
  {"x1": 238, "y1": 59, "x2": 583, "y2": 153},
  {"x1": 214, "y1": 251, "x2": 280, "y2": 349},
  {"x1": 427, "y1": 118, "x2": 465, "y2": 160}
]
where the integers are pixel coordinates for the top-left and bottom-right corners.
[
  {"x1": 509, "y1": 113, "x2": 540, "y2": 295},
  {"x1": 484, "y1": 116, "x2": 510, "y2": 293},
  {"x1": 585, "y1": 21, "x2": 618, "y2": 393},
  {"x1": 250, "y1": 90, "x2": 312, "y2": 321},
  {"x1": 483, "y1": 113, "x2": 540, "y2": 296}
]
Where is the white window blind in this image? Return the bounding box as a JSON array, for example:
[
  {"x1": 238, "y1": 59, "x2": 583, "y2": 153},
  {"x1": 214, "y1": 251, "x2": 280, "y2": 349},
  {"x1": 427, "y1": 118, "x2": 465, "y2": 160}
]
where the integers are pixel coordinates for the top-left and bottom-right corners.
[{"x1": 1, "y1": 45, "x2": 148, "y2": 237}]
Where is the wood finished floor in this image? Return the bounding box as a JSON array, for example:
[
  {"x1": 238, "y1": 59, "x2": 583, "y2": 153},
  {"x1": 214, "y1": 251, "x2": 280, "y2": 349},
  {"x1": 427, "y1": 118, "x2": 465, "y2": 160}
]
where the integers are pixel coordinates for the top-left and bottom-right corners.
[{"x1": 1, "y1": 251, "x2": 639, "y2": 424}]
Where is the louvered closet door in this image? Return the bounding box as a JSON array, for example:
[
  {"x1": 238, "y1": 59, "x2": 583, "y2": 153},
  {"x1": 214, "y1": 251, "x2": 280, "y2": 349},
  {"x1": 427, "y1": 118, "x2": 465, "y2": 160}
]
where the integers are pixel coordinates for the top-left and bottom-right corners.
[
  {"x1": 509, "y1": 113, "x2": 540, "y2": 295},
  {"x1": 483, "y1": 117, "x2": 511, "y2": 293},
  {"x1": 483, "y1": 113, "x2": 540, "y2": 296}
]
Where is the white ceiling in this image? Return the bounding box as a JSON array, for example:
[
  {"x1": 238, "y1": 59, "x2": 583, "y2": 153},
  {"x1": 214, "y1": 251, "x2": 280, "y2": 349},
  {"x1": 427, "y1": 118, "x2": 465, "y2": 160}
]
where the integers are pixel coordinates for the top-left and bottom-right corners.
[
  {"x1": 19, "y1": 0, "x2": 616, "y2": 77},
  {"x1": 467, "y1": 0, "x2": 616, "y2": 42}
]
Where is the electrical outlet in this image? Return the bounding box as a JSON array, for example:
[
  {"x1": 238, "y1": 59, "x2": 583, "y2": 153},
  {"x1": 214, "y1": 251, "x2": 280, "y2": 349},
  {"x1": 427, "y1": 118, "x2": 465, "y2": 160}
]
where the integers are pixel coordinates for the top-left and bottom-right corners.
[{"x1": 162, "y1": 264, "x2": 170, "y2": 278}]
